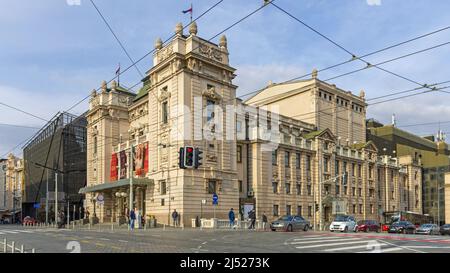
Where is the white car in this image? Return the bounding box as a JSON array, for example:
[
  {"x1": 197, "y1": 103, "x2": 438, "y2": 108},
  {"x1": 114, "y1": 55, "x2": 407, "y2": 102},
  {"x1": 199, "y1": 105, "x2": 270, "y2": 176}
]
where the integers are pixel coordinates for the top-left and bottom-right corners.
[{"x1": 329, "y1": 215, "x2": 357, "y2": 232}]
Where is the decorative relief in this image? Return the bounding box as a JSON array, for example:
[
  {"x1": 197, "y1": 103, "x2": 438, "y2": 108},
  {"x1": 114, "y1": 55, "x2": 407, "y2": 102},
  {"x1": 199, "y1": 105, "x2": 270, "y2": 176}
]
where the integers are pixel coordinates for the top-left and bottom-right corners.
[
  {"x1": 206, "y1": 154, "x2": 217, "y2": 162},
  {"x1": 158, "y1": 88, "x2": 171, "y2": 102},
  {"x1": 172, "y1": 59, "x2": 183, "y2": 73},
  {"x1": 202, "y1": 85, "x2": 221, "y2": 101},
  {"x1": 187, "y1": 58, "x2": 197, "y2": 71},
  {"x1": 199, "y1": 43, "x2": 222, "y2": 62},
  {"x1": 157, "y1": 44, "x2": 173, "y2": 62}
]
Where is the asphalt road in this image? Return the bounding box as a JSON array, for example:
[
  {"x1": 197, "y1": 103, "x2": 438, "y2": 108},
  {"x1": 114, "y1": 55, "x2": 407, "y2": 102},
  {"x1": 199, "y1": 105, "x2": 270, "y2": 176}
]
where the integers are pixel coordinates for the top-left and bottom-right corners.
[{"x1": 1, "y1": 225, "x2": 450, "y2": 253}]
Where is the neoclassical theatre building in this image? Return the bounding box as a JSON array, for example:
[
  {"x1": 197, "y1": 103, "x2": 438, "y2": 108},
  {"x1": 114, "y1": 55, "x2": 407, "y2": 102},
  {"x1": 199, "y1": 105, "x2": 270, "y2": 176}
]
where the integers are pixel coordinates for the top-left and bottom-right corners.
[{"x1": 80, "y1": 23, "x2": 422, "y2": 228}]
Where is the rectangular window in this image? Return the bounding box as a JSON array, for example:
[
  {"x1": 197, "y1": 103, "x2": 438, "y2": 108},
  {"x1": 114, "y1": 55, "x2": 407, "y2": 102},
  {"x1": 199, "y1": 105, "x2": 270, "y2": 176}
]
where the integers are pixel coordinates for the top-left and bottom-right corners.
[
  {"x1": 206, "y1": 99, "x2": 215, "y2": 122},
  {"x1": 344, "y1": 186, "x2": 348, "y2": 195},
  {"x1": 358, "y1": 164, "x2": 362, "y2": 177},
  {"x1": 359, "y1": 204, "x2": 363, "y2": 214},
  {"x1": 352, "y1": 205, "x2": 356, "y2": 214},
  {"x1": 93, "y1": 136, "x2": 98, "y2": 155},
  {"x1": 272, "y1": 150, "x2": 278, "y2": 166},
  {"x1": 160, "y1": 180, "x2": 166, "y2": 195},
  {"x1": 267, "y1": 112, "x2": 272, "y2": 130},
  {"x1": 296, "y1": 183, "x2": 301, "y2": 195},
  {"x1": 236, "y1": 120, "x2": 242, "y2": 132},
  {"x1": 358, "y1": 188, "x2": 362, "y2": 197},
  {"x1": 273, "y1": 205, "x2": 279, "y2": 216},
  {"x1": 161, "y1": 199, "x2": 165, "y2": 206},
  {"x1": 208, "y1": 180, "x2": 216, "y2": 194},
  {"x1": 307, "y1": 184, "x2": 312, "y2": 196},
  {"x1": 352, "y1": 163, "x2": 355, "y2": 176},
  {"x1": 335, "y1": 185, "x2": 340, "y2": 195},
  {"x1": 308, "y1": 206, "x2": 312, "y2": 217},
  {"x1": 272, "y1": 182, "x2": 278, "y2": 194},
  {"x1": 324, "y1": 157, "x2": 329, "y2": 172},
  {"x1": 285, "y1": 183, "x2": 291, "y2": 194},
  {"x1": 285, "y1": 151, "x2": 290, "y2": 167},
  {"x1": 162, "y1": 101, "x2": 168, "y2": 124},
  {"x1": 239, "y1": 180, "x2": 243, "y2": 193},
  {"x1": 324, "y1": 185, "x2": 330, "y2": 195},
  {"x1": 296, "y1": 153, "x2": 301, "y2": 169},
  {"x1": 335, "y1": 160, "x2": 340, "y2": 175},
  {"x1": 369, "y1": 165, "x2": 373, "y2": 179},
  {"x1": 286, "y1": 205, "x2": 291, "y2": 216},
  {"x1": 306, "y1": 155, "x2": 311, "y2": 171},
  {"x1": 237, "y1": 145, "x2": 242, "y2": 163},
  {"x1": 370, "y1": 204, "x2": 374, "y2": 214},
  {"x1": 297, "y1": 206, "x2": 302, "y2": 216},
  {"x1": 352, "y1": 187, "x2": 356, "y2": 196}
]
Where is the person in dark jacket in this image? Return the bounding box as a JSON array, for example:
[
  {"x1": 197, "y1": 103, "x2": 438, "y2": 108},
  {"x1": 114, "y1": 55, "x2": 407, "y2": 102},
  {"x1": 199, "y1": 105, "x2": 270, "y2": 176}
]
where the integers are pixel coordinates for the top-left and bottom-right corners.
[
  {"x1": 248, "y1": 209, "x2": 256, "y2": 230},
  {"x1": 262, "y1": 212, "x2": 268, "y2": 231},
  {"x1": 228, "y1": 208, "x2": 235, "y2": 228},
  {"x1": 172, "y1": 209, "x2": 179, "y2": 227},
  {"x1": 129, "y1": 208, "x2": 136, "y2": 230}
]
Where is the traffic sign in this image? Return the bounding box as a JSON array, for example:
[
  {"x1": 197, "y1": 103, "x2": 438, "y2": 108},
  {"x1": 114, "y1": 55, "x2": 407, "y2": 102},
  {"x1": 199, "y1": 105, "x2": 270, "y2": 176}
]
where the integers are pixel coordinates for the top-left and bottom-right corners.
[
  {"x1": 97, "y1": 194, "x2": 105, "y2": 205},
  {"x1": 33, "y1": 203, "x2": 40, "y2": 209},
  {"x1": 212, "y1": 193, "x2": 218, "y2": 205}
]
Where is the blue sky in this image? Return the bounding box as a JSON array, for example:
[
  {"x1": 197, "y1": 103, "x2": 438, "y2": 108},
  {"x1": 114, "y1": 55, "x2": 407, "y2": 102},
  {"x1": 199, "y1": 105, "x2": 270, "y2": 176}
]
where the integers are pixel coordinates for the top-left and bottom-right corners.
[{"x1": 1, "y1": 0, "x2": 450, "y2": 156}]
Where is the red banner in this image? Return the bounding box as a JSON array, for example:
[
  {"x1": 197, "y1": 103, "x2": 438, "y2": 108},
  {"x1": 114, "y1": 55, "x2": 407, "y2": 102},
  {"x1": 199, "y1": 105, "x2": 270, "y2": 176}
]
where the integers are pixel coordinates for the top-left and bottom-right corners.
[
  {"x1": 110, "y1": 153, "x2": 118, "y2": 181},
  {"x1": 144, "y1": 142, "x2": 149, "y2": 174}
]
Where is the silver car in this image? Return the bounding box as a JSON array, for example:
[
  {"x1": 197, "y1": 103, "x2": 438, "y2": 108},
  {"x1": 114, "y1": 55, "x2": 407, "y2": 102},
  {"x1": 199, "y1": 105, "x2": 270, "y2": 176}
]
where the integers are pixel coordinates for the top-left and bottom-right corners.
[
  {"x1": 270, "y1": 215, "x2": 310, "y2": 232},
  {"x1": 416, "y1": 224, "x2": 440, "y2": 235}
]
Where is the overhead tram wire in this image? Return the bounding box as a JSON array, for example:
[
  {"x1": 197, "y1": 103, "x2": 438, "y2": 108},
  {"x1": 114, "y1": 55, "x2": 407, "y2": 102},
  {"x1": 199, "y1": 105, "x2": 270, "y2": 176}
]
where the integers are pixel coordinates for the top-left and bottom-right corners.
[
  {"x1": 0, "y1": 102, "x2": 48, "y2": 122},
  {"x1": 64, "y1": 0, "x2": 226, "y2": 114},
  {"x1": 89, "y1": 0, "x2": 144, "y2": 78},
  {"x1": 0, "y1": 0, "x2": 226, "y2": 156},
  {"x1": 236, "y1": 25, "x2": 450, "y2": 101},
  {"x1": 269, "y1": 2, "x2": 450, "y2": 95}
]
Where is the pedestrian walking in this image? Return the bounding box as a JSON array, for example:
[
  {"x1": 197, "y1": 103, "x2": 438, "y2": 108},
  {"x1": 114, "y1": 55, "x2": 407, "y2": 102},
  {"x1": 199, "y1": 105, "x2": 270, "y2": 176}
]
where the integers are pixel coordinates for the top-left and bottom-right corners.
[
  {"x1": 136, "y1": 207, "x2": 142, "y2": 229},
  {"x1": 85, "y1": 209, "x2": 90, "y2": 220},
  {"x1": 129, "y1": 208, "x2": 136, "y2": 230},
  {"x1": 228, "y1": 208, "x2": 235, "y2": 229},
  {"x1": 262, "y1": 212, "x2": 268, "y2": 231},
  {"x1": 248, "y1": 209, "x2": 256, "y2": 230},
  {"x1": 172, "y1": 209, "x2": 179, "y2": 227}
]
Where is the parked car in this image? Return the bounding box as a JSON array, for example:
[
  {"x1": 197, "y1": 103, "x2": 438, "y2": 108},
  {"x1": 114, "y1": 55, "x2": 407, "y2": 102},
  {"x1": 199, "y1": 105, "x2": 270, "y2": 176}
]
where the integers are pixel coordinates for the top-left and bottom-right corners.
[
  {"x1": 440, "y1": 224, "x2": 450, "y2": 235},
  {"x1": 388, "y1": 221, "x2": 416, "y2": 234},
  {"x1": 23, "y1": 216, "x2": 38, "y2": 226},
  {"x1": 416, "y1": 224, "x2": 440, "y2": 235},
  {"x1": 355, "y1": 220, "x2": 381, "y2": 232},
  {"x1": 329, "y1": 215, "x2": 357, "y2": 232},
  {"x1": 270, "y1": 215, "x2": 310, "y2": 232}
]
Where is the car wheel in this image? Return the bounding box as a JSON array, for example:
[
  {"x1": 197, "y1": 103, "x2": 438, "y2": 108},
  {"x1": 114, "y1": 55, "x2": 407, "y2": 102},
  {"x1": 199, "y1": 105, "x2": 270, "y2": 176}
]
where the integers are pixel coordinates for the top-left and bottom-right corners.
[
  {"x1": 271, "y1": 229, "x2": 276, "y2": 232},
  {"x1": 304, "y1": 225, "x2": 309, "y2": 232},
  {"x1": 287, "y1": 225, "x2": 293, "y2": 232}
]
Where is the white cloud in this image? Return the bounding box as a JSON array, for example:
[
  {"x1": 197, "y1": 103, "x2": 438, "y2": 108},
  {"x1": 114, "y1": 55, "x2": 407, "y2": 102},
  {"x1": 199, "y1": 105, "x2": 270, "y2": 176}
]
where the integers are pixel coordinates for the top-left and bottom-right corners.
[
  {"x1": 367, "y1": 0, "x2": 382, "y2": 6},
  {"x1": 234, "y1": 63, "x2": 307, "y2": 97}
]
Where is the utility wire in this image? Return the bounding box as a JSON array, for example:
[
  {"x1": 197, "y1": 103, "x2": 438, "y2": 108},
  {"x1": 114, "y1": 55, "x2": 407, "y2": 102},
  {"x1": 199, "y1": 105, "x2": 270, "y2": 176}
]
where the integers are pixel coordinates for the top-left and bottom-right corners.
[
  {"x1": 0, "y1": 102, "x2": 48, "y2": 122},
  {"x1": 89, "y1": 0, "x2": 144, "y2": 78}
]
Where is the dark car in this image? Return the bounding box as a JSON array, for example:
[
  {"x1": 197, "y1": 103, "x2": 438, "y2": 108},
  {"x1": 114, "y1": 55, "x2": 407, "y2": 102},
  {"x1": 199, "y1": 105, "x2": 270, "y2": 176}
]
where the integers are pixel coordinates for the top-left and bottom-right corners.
[
  {"x1": 270, "y1": 215, "x2": 310, "y2": 232},
  {"x1": 355, "y1": 220, "x2": 381, "y2": 232},
  {"x1": 388, "y1": 221, "x2": 416, "y2": 234},
  {"x1": 440, "y1": 224, "x2": 450, "y2": 235}
]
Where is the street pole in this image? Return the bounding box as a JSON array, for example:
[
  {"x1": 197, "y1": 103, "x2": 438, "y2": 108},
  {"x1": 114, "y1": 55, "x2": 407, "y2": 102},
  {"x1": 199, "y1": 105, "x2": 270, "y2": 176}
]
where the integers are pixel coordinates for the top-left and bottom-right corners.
[
  {"x1": 46, "y1": 169, "x2": 49, "y2": 225},
  {"x1": 55, "y1": 172, "x2": 58, "y2": 225},
  {"x1": 67, "y1": 199, "x2": 70, "y2": 227},
  {"x1": 319, "y1": 143, "x2": 323, "y2": 231},
  {"x1": 129, "y1": 148, "x2": 133, "y2": 229}
]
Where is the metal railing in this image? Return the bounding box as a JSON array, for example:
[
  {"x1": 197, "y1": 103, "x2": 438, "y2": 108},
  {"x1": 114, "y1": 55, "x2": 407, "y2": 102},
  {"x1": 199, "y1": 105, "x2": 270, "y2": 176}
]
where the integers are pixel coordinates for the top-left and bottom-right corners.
[{"x1": 1, "y1": 238, "x2": 35, "y2": 253}]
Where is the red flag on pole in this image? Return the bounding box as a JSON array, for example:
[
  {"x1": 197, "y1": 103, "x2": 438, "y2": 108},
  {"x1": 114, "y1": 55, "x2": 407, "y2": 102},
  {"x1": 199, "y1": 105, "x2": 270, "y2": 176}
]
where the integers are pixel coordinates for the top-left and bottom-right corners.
[{"x1": 182, "y1": 4, "x2": 193, "y2": 22}]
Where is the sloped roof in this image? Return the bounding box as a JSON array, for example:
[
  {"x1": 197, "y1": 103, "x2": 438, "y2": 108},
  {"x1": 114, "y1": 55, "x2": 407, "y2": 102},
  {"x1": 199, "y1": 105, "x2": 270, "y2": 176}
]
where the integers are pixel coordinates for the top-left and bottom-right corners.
[
  {"x1": 303, "y1": 128, "x2": 336, "y2": 141},
  {"x1": 245, "y1": 79, "x2": 315, "y2": 106},
  {"x1": 134, "y1": 86, "x2": 149, "y2": 102},
  {"x1": 350, "y1": 140, "x2": 378, "y2": 152}
]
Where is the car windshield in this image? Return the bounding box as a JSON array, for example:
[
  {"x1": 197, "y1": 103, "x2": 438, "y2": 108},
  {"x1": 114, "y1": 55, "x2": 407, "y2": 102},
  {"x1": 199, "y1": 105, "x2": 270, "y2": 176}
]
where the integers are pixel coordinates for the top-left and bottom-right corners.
[
  {"x1": 334, "y1": 216, "x2": 349, "y2": 222},
  {"x1": 278, "y1": 216, "x2": 293, "y2": 221}
]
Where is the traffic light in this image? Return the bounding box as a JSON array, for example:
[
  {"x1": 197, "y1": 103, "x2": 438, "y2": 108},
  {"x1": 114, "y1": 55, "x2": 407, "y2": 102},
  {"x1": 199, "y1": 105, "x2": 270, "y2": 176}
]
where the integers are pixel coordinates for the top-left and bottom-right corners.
[
  {"x1": 184, "y1": 146, "x2": 195, "y2": 168},
  {"x1": 342, "y1": 171, "x2": 348, "y2": 186},
  {"x1": 179, "y1": 147, "x2": 186, "y2": 169},
  {"x1": 194, "y1": 148, "x2": 203, "y2": 169}
]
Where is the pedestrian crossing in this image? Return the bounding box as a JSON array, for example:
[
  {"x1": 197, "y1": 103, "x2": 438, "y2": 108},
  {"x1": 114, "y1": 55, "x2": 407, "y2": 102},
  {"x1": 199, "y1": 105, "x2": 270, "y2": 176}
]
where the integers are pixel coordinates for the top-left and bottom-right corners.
[
  {"x1": 287, "y1": 235, "x2": 406, "y2": 253},
  {"x1": 0, "y1": 228, "x2": 68, "y2": 235}
]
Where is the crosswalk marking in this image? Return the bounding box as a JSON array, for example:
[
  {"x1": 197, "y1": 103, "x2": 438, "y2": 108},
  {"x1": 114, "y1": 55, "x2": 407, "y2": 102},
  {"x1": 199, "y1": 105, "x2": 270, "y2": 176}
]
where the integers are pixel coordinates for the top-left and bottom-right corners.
[
  {"x1": 325, "y1": 243, "x2": 389, "y2": 252},
  {"x1": 1, "y1": 230, "x2": 19, "y2": 234},
  {"x1": 291, "y1": 238, "x2": 362, "y2": 245},
  {"x1": 358, "y1": 247, "x2": 404, "y2": 253},
  {"x1": 293, "y1": 236, "x2": 341, "y2": 241},
  {"x1": 295, "y1": 240, "x2": 374, "y2": 249}
]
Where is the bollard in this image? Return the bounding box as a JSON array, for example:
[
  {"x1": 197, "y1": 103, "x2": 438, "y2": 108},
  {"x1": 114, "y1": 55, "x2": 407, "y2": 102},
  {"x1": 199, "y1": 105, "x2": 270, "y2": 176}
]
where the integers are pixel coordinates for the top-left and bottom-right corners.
[
  {"x1": 3, "y1": 238, "x2": 6, "y2": 253},
  {"x1": 73, "y1": 222, "x2": 75, "y2": 229},
  {"x1": 31, "y1": 248, "x2": 35, "y2": 253},
  {"x1": 89, "y1": 223, "x2": 91, "y2": 230},
  {"x1": 11, "y1": 241, "x2": 15, "y2": 253},
  {"x1": 111, "y1": 223, "x2": 114, "y2": 231},
  {"x1": 20, "y1": 245, "x2": 24, "y2": 253},
  {"x1": 163, "y1": 224, "x2": 166, "y2": 230}
]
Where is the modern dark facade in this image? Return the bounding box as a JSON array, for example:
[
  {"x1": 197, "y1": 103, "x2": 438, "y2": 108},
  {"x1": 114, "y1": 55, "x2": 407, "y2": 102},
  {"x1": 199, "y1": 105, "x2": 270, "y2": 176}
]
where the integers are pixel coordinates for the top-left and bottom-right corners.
[{"x1": 23, "y1": 112, "x2": 87, "y2": 222}]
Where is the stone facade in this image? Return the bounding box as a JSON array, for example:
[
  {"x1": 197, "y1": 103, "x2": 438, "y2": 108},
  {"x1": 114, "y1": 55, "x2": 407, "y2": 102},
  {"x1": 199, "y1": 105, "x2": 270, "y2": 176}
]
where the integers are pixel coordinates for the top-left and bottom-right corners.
[{"x1": 81, "y1": 23, "x2": 423, "y2": 228}]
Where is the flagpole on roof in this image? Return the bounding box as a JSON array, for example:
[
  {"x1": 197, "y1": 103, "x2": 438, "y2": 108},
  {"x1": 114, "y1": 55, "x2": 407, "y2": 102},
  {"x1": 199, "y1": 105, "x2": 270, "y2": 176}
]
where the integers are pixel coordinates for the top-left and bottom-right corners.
[{"x1": 191, "y1": 3, "x2": 193, "y2": 23}]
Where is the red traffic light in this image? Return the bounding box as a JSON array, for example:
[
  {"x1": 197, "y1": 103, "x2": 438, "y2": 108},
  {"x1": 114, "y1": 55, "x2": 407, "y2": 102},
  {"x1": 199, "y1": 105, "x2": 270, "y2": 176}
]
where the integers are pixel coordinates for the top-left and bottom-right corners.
[{"x1": 187, "y1": 147, "x2": 194, "y2": 153}]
